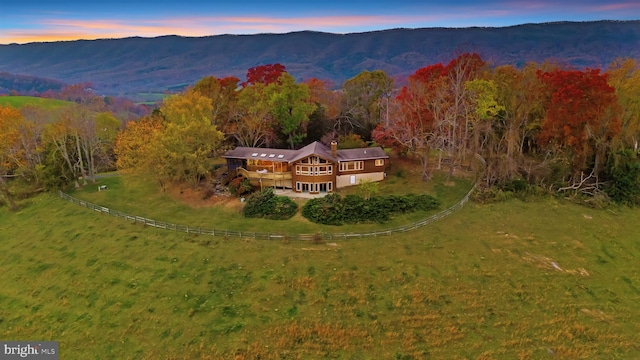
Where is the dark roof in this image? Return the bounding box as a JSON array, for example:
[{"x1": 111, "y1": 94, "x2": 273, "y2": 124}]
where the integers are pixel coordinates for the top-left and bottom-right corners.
[
  {"x1": 337, "y1": 147, "x2": 388, "y2": 161},
  {"x1": 223, "y1": 141, "x2": 388, "y2": 163},
  {"x1": 223, "y1": 147, "x2": 298, "y2": 162},
  {"x1": 288, "y1": 141, "x2": 336, "y2": 163}
]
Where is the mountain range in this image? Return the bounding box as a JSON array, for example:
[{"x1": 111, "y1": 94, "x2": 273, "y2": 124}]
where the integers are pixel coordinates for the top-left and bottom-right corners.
[{"x1": 0, "y1": 20, "x2": 638, "y2": 99}]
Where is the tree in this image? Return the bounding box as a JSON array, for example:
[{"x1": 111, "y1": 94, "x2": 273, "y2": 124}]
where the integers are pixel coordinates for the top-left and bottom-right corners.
[
  {"x1": 266, "y1": 73, "x2": 316, "y2": 149},
  {"x1": 537, "y1": 69, "x2": 621, "y2": 178},
  {"x1": 58, "y1": 83, "x2": 104, "y2": 109},
  {"x1": 337, "y1": 133, "x2": 367, "y2": 149},
  {"x1": 487, "y1": 64, "x2": 547, "y2": 185},
  {"x1": 305, "y1": 78, "x2": 341, "y2": 143},
  {"x1": 465, "y1": 79, "x2": 505, "y2": 161},
  {"x1": 43, "y1": 111, "x2": 82, "y2": 188},
  {"x1": 114, "y1": 113, "x2": 164, "y2": 173},
  {"x1": 340, "y1": 70, "x2": 393, "y2": 140},
  {"x1": 192, "y1": 75, "x2": 240, "y2": 137},
  {"x1": 606, "y1": 58, "x2": 640, "y2": 153},
  {"x1": 243, "y1": 63, "x2": 286, "y2": 87},
  {"x1": 358, "y1": 179, "x2": 379, "y2": 200},
  {"x1": 116, "y1": 91, "x2": 224, "y2": 188},
  {"x1": 233, "y1": 83, "x2": 275, "y2": 148},
  {"x1": 0, "y1": 105, "x2": 24, "y2": 210},
  {"x1": 373, "y1": 64, "x2": 448, "y2": 180},
  {"x1": 158, "y1": 91, "x2": 225, "y2": 186},
  {"x1": 3, "y1": 105, "x2": 48, "y2": 182},
  {"x1": 441, "y1": 53, "x2": 487, "y2": 179},
  {"x1": 305, "y1": 78, "x2": 341, "y2": 121}
]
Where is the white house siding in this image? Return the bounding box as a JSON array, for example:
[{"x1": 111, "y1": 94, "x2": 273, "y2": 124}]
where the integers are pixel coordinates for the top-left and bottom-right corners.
[{"x1": 336, "y1": 172, "x2": 384, "y2": 189}]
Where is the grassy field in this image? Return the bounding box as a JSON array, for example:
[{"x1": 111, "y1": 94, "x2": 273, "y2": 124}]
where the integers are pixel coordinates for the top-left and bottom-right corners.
[
  {"x1": 0, "y1": 95, "x2": 73, "y2": 109},
  {"x1": 1, "y1": 166, "x2": 640, "y2": 359},
  {"x1": 65, "y1": 160, "x2": 474, "y2": 236},
  {"x1": 133, "y1": 93, "x2": 166, "y2": 105}
]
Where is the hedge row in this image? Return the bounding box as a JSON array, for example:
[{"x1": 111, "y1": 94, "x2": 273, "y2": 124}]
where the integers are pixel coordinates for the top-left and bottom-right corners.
[{"x1": 302, "y1": 193, "x2": 440, "y2": 225}]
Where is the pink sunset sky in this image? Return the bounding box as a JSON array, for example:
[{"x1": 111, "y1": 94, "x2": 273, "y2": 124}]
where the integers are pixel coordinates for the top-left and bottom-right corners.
[{"x1": 0, "y1": 0, "x2": 638, "y2": 44}]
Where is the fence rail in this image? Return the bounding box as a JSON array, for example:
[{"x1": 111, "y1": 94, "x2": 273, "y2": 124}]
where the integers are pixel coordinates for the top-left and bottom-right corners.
[{"x1": 58, "y1": 155, "x2": 485, "y2": 241}]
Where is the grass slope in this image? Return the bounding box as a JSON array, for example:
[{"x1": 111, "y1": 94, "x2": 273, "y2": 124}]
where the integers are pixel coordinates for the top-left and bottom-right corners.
[
  {"x1": 0, "y1": 95, "x2": 73, "y2": 109},
  {"x1": 1, "y1": 190, "x2": 639, "y2": 359},
  {"x1": 66, "y1": 166, "x2": 473, "y2": 235}
]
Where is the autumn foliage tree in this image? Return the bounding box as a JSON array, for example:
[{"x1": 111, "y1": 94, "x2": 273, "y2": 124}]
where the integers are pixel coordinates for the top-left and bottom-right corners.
[
  {"x1": 0, "y1": 105, "x2": 24, "y2": 210},
  {"x1": 373, "y1": 65, "x2": 446, "y2": 180},
  {"x1": 536, "y1": 69, "x2": 621, "y2": 178},
  {"x1": 606, "y1": 58, "x2": 640, "y2": 153},
  {"x1": 114, "y1": 113, "x2": 164, "y2": 175},
  {"x1": 115, "y1": 91, "x2": 224, "y2": 188},
  {"x1": 243, "y1": 63, "x2": 286, "y2": 87},
  {"x1": 192, "y1": 75, "x2": 240, "y2": 139}
]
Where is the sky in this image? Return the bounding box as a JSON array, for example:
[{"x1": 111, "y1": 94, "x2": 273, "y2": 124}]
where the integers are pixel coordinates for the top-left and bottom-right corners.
[{"x1": 0, "y1": 0, "x2": 638, "y2": 44}]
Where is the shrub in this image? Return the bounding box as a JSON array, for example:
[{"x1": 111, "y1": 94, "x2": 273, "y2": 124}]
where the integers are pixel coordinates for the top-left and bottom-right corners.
[
  {"x1": 301, "y1": 193, "x2": 440, "y2": 225},
  {"x1": 228, "y1": 177, "x2": 253, "y2": 196},
  {"x1": 242, "y1": 188, "x2": 298, "y2": 220},
  {"x1": 301, "y1": 193, "x2": 343, "y2": 225},
  {"x1": 605, "y1": 150, "x2": 640, "y2": 205}
]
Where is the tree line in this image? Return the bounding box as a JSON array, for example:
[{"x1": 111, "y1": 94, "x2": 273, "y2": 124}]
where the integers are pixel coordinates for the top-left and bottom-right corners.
[{"x1": 1, "y1": 54, "x2": 639, "y2": 210}]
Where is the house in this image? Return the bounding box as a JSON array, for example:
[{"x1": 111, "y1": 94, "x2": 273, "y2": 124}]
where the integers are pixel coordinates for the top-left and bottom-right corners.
[{"x1": 223, "y1": 141, "x2": 389, "y2": 194}]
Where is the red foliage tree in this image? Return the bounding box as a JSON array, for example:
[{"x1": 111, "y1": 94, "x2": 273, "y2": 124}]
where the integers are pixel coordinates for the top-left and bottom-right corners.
[
  {"x1": 243, "y1": 63, "x2": 286, "y2": 87},
  {"x1": 445, "y1": 52, "x2": 486, "y2": 81},
  {"x1": 536, "y1": 68, "x2": 621, "y2": 176},
  {"x1": 373, "y1": 63, "x2": 449, "y2": 180}
]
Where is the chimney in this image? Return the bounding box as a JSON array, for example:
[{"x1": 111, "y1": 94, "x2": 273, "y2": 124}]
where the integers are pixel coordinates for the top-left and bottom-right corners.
[{"x1": 330, "y1": 141, "x2": 337, "y2": 158}]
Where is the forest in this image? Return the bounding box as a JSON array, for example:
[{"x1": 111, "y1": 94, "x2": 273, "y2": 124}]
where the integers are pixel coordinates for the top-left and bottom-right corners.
[{"x1": 1, "y1": 53, "x2": 639, "y2": 210}]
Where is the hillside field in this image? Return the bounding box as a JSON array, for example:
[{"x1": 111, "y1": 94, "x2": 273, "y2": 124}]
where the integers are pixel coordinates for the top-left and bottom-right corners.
[
  {"x1": 0, "y1": 95, "x2": 73, "y2": 109},
  {"x1": 1, "y1": 173, "x2": 639, "y2": 358}
]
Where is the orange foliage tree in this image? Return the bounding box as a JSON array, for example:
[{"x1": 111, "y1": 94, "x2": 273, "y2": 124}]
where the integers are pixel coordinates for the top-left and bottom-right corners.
[{"x1": 0, "y1": 105, "x2": 24, "y2": 210}]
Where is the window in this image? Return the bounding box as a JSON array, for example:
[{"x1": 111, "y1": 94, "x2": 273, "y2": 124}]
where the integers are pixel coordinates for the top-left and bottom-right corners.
[
  {"x1": 297, "y1": 165, "x2": 332, "y2": 175},
  {"x1": 296, "y1": 165, "x2": 312, "y2": 175},
  {"x1": 375, "y1": 159, "x2": 385, "y2": 166},
  {"x1": 327, "y1": 182, "x2": 333, "y2": 192},
  {"x1": 339, "y1": 161, "x2": 364, "y2": 172},
  {"x1": 316, "y1": 166, "x2": 332, "y2": 175},
  {"x1": 296, "y1": 182, "x2": 301, "y2": 191}
]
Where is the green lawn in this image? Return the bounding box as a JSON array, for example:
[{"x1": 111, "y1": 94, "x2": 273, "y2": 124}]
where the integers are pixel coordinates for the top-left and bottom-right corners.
[
  {"x1": 1, "y1": 182, "x2": 639, "y2": 358},
  {"x1": 65, "y1": 167, "x2": 473, "y2": 236},
  {"x1": 0, "y1": 96, "x2": 73, "y2": 109}
]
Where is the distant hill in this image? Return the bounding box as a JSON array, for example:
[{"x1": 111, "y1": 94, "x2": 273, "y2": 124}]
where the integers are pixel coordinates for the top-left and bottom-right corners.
[
  {"x1": 0, "y1": 20, "x2": 638, "y2": 98},
  {"x1": 0, "y1": 72, "x2": 66, "y2": 95}
]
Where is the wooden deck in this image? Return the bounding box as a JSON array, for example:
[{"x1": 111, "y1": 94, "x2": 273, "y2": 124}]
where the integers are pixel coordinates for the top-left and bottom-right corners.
[{"x1": 237, "y1": 168, "x2": 292, "y2": 189}]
